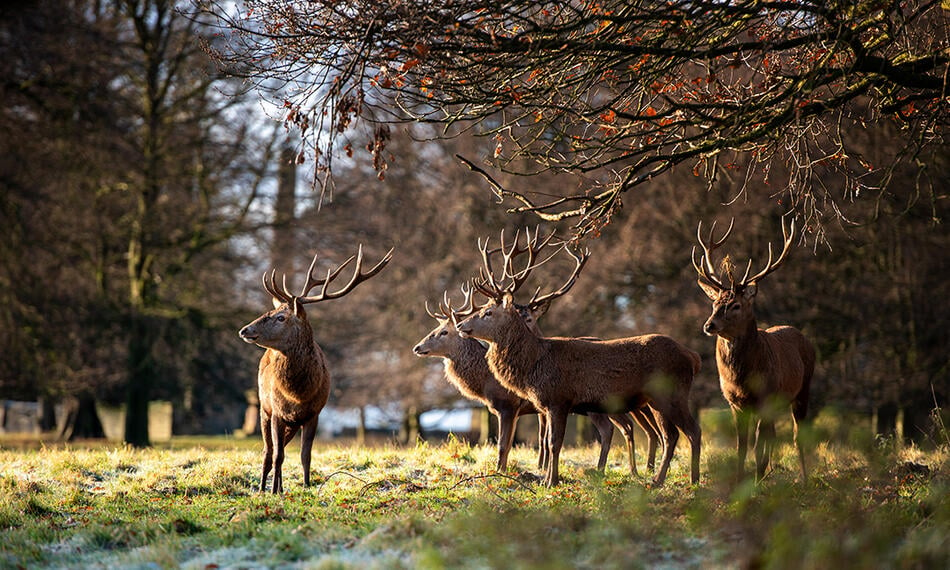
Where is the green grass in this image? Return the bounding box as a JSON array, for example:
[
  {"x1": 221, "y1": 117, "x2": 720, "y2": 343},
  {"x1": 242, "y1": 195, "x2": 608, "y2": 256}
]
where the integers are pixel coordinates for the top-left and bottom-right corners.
[{"x1": 0, "y1": 417, "x2": 947, "y2": 569}]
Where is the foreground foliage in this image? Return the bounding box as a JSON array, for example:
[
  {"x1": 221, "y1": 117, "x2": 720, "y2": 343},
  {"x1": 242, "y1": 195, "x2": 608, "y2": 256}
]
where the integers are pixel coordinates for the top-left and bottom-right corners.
[{"x1": 0, "y1": 431, "x2": 947, "y2": 569}]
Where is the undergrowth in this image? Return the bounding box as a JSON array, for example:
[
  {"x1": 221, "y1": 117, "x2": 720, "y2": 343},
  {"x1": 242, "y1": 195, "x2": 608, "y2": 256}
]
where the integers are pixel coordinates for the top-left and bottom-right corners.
[{"x1": 0, "y1": 427, "x2": 947, "y2": 569}]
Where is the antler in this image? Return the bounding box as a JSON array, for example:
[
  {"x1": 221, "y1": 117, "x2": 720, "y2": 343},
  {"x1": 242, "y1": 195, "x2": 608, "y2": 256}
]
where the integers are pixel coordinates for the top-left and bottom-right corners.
[
  {"x1": 691, "y1": 218, "x2": 735, "y2": 291},
  {"x1": 263, "y1": 269, "x2": 294, "y2": 305},
  {"x1": 283, "y1": 245, "x2": 394, "y2": 305},
  {"x1": 739, "y1": 218, "x2": 796, "y2": 285},
  {"x1": 474, "y1": 227, "x2": 557, "y2": 300},
  {"x1": 425, "y1": 282, "x2": 478, "y2": 324},
  {"x1": 525, "y1": 246, "x2": 590, "y2": 310}
]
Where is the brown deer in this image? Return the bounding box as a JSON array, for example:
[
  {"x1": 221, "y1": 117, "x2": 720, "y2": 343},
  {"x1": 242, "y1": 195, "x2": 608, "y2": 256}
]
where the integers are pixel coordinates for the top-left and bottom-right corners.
[
  {"x1": 458, "y1": 232, "x2": 701, "y2": 487},
  {"x1": 239, "y1": 245, "x2": 393, "y2": 493},
  {"x1": 414, "y1": 283, "x2": 658, "y2": 476},
  {"x1": 412, "y1": 286, "x2": 621, "y2": 473},
  {"x1": 479, "y1": 229, "x2": 663, "y2": 475},
  {"x1": 693, "y1": 218, "x2": 815, "y2": 480}
]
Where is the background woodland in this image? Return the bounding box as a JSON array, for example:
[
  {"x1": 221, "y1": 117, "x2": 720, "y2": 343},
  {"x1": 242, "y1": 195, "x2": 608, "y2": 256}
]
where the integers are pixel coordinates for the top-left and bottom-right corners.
[{"x1": 1, "y1": 0, "x2": 948, "y2": 447}]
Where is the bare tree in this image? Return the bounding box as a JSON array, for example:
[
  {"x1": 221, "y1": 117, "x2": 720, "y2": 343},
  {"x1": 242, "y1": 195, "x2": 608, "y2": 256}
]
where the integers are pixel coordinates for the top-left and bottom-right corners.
[{"x1": 206, "y1": 0, "x2": 949, "y2": 237}]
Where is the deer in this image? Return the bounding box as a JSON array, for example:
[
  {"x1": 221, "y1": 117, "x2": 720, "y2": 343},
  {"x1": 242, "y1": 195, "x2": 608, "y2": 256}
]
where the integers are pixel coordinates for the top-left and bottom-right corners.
[
  {"x1": 414, "y1": 281, "x2": 659, "y2": 476},
  {"x1": 239, "y1": 245, "x2": 393, "y2": 493},
  {"x1": 693, "y1": 217, "x2": 815, "y2": 481},
  {"x1": 458, "y1": 231, "x2": 701, "y2": 487},
  {"x1": 480, "y1": 229, "x2": 663, "y2": 475}
]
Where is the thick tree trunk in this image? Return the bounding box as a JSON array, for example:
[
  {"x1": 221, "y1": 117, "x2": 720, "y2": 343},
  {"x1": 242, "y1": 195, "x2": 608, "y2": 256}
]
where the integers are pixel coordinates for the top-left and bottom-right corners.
[
  {"x1": 58, "y1": 393, "x2": 105, "y2": 441},
  {"x1": 902, "y1": 397, "x2": 932, "y2": 445},
  {"x1": 875, "y1": 402, "x2": 899, "y2": 439},
  {"x1": 400, "y1": 406, "x2": 422, "y2": 445},
  {"x1": 124, "y1": 312, "x2": 154, "y2": 447},
  {"x1": 38, "y1": 396, "x2": 57, "y2": 433}
]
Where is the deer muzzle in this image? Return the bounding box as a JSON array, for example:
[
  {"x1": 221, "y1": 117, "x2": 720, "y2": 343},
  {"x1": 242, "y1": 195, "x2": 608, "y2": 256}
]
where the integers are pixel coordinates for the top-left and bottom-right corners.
[
  {"x1": 239, "y1": 325, "x2": 259, "y2": 343},
  {"x1": 412, "y1": 343, "x2": 429, "y2": 356}
]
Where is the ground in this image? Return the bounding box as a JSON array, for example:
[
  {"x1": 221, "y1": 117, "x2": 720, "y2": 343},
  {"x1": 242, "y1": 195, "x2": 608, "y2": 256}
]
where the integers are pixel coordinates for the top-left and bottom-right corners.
[{"x1": 0, "y1": 409, "x2": 947, "y2": 569}]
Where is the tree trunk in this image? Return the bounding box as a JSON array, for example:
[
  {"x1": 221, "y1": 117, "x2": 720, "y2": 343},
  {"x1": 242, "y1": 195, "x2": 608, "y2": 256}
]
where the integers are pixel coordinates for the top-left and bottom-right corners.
[
  {"x1": 356, "y1": 406, "x2": 367, "y2": 446},
  {"x1": 400, "y1": 406, "x2": 422, "y2": 445},
  {"x1": 575, "y1": 414, "x2": 590, "y2": 446},
  {"x1": 875, "y1": 402, "x2": 899, "y2": 439},
  {"x1": 124, "y1": 312, "x2": 154, "y2": 447},
  {"x1": 479, "y1": 407, "x2": 496, "y2": 444},
  {"x1": 241, "y1": 388, "x2": 259, "y2": 435},
  {"x1": 38, "y1": 396, "x2": 57, "y2": 433},
  {"x1": 58, "y1": 393, "x2": 105, "y2": 441},
  {"x1": 902, "y1": 397, "x2": 932, "y2": 445}
]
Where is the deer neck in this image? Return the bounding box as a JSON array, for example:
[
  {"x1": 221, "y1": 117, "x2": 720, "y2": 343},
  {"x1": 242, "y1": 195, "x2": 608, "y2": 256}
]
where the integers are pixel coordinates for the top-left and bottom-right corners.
[
  {"x1": 485, "y1": 319, "x2": 541, "y2": 392},
  {"x1": 267, "y1": 325, "x2": 320, "y2": 389},
  {"x1": 443, "y1": 338, "x2": 491, "y2": 396},
  {"x1": 716, "y1": 316, "x2": 765, "y2": 380}
]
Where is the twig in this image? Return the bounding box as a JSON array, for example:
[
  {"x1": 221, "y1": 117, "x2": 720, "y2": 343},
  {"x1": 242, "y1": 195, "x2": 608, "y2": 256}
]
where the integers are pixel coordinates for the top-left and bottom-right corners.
[
  {"x1": 314, "y1": 470, "x2": 369, "y2": 496},
  {"x1": 449, "y1": 472, "x2": 538, "y2": 495}
]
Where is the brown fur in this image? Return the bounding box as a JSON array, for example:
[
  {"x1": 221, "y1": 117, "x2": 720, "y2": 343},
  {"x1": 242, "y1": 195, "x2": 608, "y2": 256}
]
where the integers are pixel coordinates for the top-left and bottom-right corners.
[
  {"x1": 458, "y1": 294, "x2": 701, "y2": 487},
  {"x1": 699, "y1": 280, "x2": 816, "y2": 479},
  {"x1": 240, "y1": 299, "x2": 331, "y2": 493},
  {"x1": 413, "y1": 315, "x2": 656, "y2": 475}
]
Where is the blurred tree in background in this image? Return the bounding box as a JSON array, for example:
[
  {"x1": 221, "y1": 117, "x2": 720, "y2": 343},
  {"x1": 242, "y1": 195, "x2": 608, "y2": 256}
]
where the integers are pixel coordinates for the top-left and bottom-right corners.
[
  {"x1": 0, "y1": 0, "x2": 278, "y2": 444},
  {"x1": 0, "y1": 0, "x2": 946, "y2": 448}
]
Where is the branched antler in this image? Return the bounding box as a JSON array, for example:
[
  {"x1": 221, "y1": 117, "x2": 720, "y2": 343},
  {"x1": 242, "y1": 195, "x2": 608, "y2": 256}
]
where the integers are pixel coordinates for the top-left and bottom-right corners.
[
  {"x1": 692, "y1": 217, "x2": 796, "y2": 290},
  {"x1": 263, "y1": 245, "x2": 394, "y2": 304}
]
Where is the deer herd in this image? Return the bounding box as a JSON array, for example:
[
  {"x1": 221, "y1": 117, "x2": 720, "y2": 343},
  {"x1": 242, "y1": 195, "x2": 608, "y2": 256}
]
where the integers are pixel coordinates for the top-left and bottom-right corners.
[{"x1": 240, "y1": 220, "x2": 815, "y2": 493}]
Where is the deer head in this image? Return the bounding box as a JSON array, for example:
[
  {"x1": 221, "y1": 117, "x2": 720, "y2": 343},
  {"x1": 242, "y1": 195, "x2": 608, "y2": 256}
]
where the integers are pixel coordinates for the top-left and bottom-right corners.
[
  {"x1": 458, "y1": 228, "x2": 589, "y2": 341},
  {"x1": 240, "y1": 245, "x2": 393, "y2": 351},
  {"x1": 413, "y1": 283, "x2": 478, "y2": 357},
  {"x1": 692, "y1": 218, "x2": 795, "y2": 340}
]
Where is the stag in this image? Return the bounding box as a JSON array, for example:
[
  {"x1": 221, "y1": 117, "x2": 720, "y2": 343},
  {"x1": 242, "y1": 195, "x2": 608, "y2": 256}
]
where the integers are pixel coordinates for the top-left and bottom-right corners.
[
  {"x1": 693, "y1": 218, "x2": 815, "y2": 480},
  {"x1": 478, "y1": 228, "x2": 663, "y2": 474},
  {"x1": 459, "y1": 231, "x2": 701, "y2": 486},
  {"x1": 239, "y1": 245, "x2": 393, "y2": 493},
  {"x1": 413, "y1": 285, "x2": 634, "y2": 473}
]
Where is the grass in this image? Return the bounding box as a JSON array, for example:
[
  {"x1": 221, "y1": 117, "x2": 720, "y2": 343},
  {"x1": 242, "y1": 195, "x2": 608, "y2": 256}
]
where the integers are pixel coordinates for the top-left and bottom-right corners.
[{"x1": 0, "y1": 411, "x2": 947, "y2": 569}]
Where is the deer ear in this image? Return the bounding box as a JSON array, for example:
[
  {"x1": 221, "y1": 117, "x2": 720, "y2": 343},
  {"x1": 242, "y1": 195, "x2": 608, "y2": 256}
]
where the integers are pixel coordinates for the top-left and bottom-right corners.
[
  {"x1": 743, "y1": 283, "x2": 758, "y2": 299},
  {"x1": 501, "y1": 292, "x2": 514, "y2": 308},
  {"x1": 697, "y1": 279, "x2": 720, "y2": 300}
]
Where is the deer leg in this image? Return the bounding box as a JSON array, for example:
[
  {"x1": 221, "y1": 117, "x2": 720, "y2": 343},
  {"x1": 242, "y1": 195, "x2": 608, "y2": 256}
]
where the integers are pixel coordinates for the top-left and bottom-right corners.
[
  {"x1": 632, "y1": 407, "x2": 661, "y2": 473},
  {"x1": 733, "y1": 406, "x2": 751, "y2": 480},
  {"x1": 300, "y1": 418, "x2": 318, "y2": 487},
  {"x1": 590, "y1": 413, "x2": 616, "y2": 473},
  {"x1": 496, "y1": 408, "x2": 517, "y2": 472},
  {"x1": 652, "y1": 412, "x2": 680, "y2": 486},
  {"x1": 620, "y1": 414, "x2": 639, "y2": 477},
  {"x1": 605, "y1": 414, "x2": 636, "y2": 476},
  {"x1": 271, "y1": 418, "x2": 286, "y2": 494},
  {"x1": 259, "y1": 411, "x2": 274, "y2": 493},
  {"x1": 790, "y1": 410, "x2": 808, "y2": 480},
  {"x1": 672, "y1": 402, "x2": 702, "y2": 484},
  {"x1": 537, "y1": 413, "x2": 549, "y2": 472},
  {"x1": 792, "y1": 384, "x2": 811, "y2": 480},
  {"x1": 754, "y1": 419, "x2": 776, "y2": 481},
  {"x1": 544, "y1": 407, "x2": 569, "y2": 487}
]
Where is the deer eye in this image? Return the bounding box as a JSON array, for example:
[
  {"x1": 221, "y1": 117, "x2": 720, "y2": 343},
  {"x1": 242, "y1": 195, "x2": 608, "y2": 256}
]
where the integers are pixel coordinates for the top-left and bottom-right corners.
[
  {"x1": 439, "y1": 330, "x2": 448, "y2": 336},
  {"x1": 728, "y1": 303, "x2": 741, "y2": 312},
  {"x1": 276, "y1": 315, "x2": 286, "y2": 322},
  {"x1": 484, "y1": 310, "x2": 493, "y2": 317}
]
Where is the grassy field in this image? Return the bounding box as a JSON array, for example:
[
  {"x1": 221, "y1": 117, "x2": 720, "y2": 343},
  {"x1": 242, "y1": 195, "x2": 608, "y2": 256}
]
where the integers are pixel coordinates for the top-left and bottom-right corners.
[{"x1": 1, "y1": 411, "x2": 948, "y2": 569}]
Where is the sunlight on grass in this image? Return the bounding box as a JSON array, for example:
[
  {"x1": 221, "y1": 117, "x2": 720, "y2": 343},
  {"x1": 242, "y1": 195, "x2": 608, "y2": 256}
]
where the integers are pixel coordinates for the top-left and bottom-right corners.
[{"x1": 0, "y1": 426, "x2": 947, "y2": 569}]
